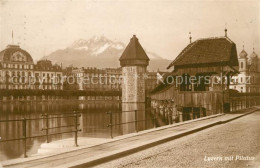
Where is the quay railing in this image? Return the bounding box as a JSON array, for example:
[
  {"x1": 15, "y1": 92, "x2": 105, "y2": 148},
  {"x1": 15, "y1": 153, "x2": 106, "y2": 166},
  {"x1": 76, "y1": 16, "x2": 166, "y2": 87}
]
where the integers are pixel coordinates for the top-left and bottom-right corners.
[
  {"x1": 0, "y1": 111, "x2": 81, "y2": 158},
  {"x1": 105, "y1": 106, "x2": 213, "y2": 139},
  {"x1": 105, "y1": 107, "x2": 210, "y2": 139},
  {"x1": 106, "y1": 110, "x2": 157, "y2": 138},
  {"x1": 230, "y1": 96, "x2": 260, "y2": 112}
]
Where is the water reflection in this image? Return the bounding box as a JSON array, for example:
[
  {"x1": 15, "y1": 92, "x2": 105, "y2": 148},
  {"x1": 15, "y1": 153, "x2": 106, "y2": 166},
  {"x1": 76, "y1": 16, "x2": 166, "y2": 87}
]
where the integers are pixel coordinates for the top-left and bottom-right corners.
[
  {"x1": 0, "y1": 101, "x2": 160, "y2": 161},
  {"x1": 121, "y1": 103, "x2": 146, "y2": 134}
]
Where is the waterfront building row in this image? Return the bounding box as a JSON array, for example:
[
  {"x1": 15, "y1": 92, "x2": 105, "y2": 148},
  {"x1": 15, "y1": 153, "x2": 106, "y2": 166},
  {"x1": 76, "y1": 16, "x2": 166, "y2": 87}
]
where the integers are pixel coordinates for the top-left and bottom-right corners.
[{"x1": 0, "y1": 44, "x2": 159, "y2": 93}]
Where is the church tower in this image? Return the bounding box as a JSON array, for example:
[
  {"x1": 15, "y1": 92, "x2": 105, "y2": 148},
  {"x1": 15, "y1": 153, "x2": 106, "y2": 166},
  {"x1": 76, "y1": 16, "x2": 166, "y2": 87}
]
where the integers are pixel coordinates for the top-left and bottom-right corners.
[
  {"x1": 238, "y1": 46, "x2": 248, "y2": 72},
  {"x1": 248, "y1": 49, "x2": 259, "y2": 93},
  {"x1": 119, "y1": 35, "x2": 150, "y2": 103},
  {"x1": 249, "y1": 48, "x2": 258, "y2": 72},
  {"x1": 237, "y1": 46, "x2": 248, "y2": 92}
]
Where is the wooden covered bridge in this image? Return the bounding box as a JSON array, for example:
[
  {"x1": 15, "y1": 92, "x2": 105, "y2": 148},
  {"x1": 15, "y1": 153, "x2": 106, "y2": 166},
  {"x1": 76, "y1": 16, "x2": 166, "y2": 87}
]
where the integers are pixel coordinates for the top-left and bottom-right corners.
[{"x1": 151, "y1": 34, "x2": 239, "y2": 121}]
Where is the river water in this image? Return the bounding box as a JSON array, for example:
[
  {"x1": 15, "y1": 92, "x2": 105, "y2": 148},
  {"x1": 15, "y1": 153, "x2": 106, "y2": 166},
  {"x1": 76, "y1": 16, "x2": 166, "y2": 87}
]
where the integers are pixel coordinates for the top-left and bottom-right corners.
[{"x1": 0, "y1": 100, "x2": 163, "y2": 161}]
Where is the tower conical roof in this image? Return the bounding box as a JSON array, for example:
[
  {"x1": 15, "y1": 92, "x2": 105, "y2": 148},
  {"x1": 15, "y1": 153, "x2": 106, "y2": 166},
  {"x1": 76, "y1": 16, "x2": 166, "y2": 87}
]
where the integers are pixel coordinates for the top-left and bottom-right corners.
[{"x1": 119, "y1": 35, "x2": 149, "y2": 66}]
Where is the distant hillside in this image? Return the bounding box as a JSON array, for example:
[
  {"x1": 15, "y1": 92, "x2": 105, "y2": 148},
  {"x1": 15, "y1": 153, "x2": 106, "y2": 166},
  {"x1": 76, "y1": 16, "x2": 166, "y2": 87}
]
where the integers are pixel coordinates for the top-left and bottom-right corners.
[{"x1": 43, "y1": 36, "x2": 171, "y2": 71}]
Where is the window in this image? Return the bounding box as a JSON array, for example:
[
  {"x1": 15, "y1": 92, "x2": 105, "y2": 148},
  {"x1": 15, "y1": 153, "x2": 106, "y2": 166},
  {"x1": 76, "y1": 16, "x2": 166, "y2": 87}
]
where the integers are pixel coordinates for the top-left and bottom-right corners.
[
  {"x1": 241, "y1": 62, "x2": 244, "y2": 69},
  {"x1": 132, "y1": 67, "x2": 135, "y2": 72}
]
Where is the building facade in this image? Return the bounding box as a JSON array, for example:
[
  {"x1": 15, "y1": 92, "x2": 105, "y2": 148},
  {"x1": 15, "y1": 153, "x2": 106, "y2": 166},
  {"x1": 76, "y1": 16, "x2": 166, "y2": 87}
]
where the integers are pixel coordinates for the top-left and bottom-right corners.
[
  {"x1": 71, "y1": 67, "x2": 122, "y2": 91},
  {"x1": 0, "y1": 45, "x2": 63, "y2": 90},
  {"x1": 34, "y1": 60, "x2": 63, "y2": 90},
  {"x1": 229, "y1": 48, "x2": 260, "y2": 93}
]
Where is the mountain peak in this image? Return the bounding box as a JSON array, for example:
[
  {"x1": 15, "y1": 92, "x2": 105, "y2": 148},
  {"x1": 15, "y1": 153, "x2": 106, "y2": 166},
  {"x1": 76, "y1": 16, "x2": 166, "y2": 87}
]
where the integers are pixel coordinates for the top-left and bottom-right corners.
[
  {"x1": 90, "y1": 35, "x2": 108, "y2": 42},
  {"x1": 69, "y1": 39, "x2": 89, "y2": 49},
  {"x1": 68, "y1": 35, "x2": 125, "y2": 54}
]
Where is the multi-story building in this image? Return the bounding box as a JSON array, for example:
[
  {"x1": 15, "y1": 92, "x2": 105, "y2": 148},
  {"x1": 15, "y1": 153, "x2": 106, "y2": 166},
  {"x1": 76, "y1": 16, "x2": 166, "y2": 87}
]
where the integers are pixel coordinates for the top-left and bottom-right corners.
[
  {"x1": 0, "y1": 45, "x2": 34, "y2": 89},
  {"x1": 71, "y1": 67, "x2": 159, "y2": 93},
  {"x1": 34, "y1": 60, "x2": 63, "y2": 90},
  {"x1": 71, "y1": 67, "x2": 122, "y2": 91},
  {"x1": 230, "y1": 47, "x2": 260, "y2": 93},
  {"x1": 0, "y1": 44, "x2": 63, "y2": 90}
]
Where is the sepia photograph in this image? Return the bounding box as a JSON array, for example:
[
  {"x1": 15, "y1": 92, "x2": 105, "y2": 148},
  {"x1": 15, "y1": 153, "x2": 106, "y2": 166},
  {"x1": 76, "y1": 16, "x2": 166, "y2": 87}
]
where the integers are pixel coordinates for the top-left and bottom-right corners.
[{"x1": 0, "y1": 0, "x2": 259, "y2": 167}]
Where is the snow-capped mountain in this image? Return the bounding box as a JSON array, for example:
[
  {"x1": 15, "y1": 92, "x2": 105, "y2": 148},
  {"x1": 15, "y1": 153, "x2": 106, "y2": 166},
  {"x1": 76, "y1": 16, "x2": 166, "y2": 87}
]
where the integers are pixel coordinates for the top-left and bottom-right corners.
[
  {"x1": 68, "y1": 36, "x2": 125, "y2": 54},
  {"x1": 42, "y1": 36, "x2": 170, "y2": 71}
]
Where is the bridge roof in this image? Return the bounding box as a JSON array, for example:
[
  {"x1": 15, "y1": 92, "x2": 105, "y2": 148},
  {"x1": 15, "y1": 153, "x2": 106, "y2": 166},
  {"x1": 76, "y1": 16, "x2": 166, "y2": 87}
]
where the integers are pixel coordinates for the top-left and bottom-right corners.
[{"x1": 167, "y1": 37, "x2": 238, "y2": 69}]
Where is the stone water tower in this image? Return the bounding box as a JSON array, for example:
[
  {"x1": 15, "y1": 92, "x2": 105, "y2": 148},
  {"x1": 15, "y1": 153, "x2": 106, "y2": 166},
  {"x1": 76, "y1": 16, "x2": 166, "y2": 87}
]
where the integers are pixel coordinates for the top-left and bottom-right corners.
[{"x1": 119, "y1": 35, "x2": 150, "y2": 103}]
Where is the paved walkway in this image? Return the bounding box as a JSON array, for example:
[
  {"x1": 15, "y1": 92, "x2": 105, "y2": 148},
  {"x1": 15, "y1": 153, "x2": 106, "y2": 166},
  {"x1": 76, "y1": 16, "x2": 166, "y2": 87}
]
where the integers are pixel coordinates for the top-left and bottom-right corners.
[
  {"x1": 96, "y1": 110, "x2": 260, "y2": 168},
  {"x1": 37, "y1": 138, "x2": 111, "y2": 155},
  {"x1": 1, "y1": 107, "x2": 258, "y2": 168}
]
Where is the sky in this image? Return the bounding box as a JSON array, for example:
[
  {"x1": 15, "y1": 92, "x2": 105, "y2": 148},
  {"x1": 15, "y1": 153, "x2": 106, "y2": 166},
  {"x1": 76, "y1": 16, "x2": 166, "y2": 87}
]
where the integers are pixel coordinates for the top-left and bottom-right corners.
[{"x1": 0, "y1": 0, "x2": 259, "y2": 61}]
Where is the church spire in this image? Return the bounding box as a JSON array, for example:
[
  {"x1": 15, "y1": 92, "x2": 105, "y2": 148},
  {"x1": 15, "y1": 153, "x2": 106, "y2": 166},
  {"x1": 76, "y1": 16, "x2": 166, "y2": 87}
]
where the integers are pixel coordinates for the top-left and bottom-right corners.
[
  {"x1": 12, "y1": 30, "x2": 14, "y2": 44},
  {"x1": 189, "y1": 32, "x2": 192, "y2": 43},
  {"x1": 224, "y1": 28, "x2": 227, "y2": 37},
  {"x1": 239, "y1": 42, "x2": 248, "y2": 59}
]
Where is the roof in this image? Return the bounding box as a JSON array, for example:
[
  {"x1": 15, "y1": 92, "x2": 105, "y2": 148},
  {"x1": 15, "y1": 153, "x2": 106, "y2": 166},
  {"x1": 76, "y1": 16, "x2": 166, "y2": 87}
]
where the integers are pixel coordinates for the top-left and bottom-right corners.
[
  {"x1": 0, "y1": 45, "x2": 33, "y2": 63},
  {"x1": 167, "y1": 37, "x2": 238, "y2": 69},
  {"x1": 250, "y1": 51, "x2": 258, "y2": 58},
  {"x1": 35, "y1": 59, "x2": 62, "y2": 71},
  {"x1": 119, "y1": 35, "x2": 150, "y2": 61},
  {"x1": 239, "y1": 50, "x2": 248, "y2": 59}
]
